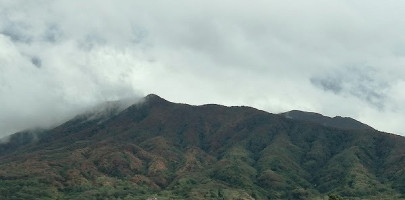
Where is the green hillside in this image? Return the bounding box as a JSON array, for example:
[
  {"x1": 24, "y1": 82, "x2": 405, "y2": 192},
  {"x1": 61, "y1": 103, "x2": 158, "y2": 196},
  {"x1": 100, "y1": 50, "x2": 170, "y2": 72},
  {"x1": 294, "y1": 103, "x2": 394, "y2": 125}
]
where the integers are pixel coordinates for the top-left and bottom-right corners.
[{"x1": 0, "y1": 94, "x2": 404, "y2": 199}]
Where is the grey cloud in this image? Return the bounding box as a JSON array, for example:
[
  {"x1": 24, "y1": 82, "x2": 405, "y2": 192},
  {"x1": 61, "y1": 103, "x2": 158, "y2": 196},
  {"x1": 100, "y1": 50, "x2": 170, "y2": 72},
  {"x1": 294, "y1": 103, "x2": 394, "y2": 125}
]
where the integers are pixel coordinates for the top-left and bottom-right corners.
[
  {"x1": 131, "y1": 25, "x2": 148, "y2": 44},
  {"x1": 1, "y1": 23, "x2": 32, "y2": 43},
  {"x1": 311, "y1": 66, "x2": 390, "y2": 110},
  {"x1": 310, "y1": 77, "x2": 343, "y2": 94},
  {"x1": 78, "y1": 34, "x2": 107, "y2": 51},
  {"x1": 43, "y1": 24, "x2": 64, "y2": 43},
  {"x1": 30, "y1": 56, "x2": 42, "y2": 68},
  {"x1": 1, "y1": 0, "x2": 405, "y2": 136}
]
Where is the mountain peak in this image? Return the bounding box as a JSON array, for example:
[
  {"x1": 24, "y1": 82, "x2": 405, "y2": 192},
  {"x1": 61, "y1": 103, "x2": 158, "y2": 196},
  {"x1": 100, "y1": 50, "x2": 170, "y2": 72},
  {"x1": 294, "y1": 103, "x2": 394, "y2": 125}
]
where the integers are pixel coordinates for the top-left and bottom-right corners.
[
  {"x1": 143, "y1": 94, "x2": 170, "y2": 105},
  {"x1": 145, "y1": 93, "x2": 162, "y2": 99}
]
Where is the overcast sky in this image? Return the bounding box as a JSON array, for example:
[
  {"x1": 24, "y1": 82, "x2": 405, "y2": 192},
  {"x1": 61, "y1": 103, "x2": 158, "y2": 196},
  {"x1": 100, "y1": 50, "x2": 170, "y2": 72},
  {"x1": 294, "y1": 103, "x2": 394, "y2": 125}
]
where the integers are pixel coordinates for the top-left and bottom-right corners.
[{"x1": 1, "y1": 0, "x2": 405, "y2": 137}]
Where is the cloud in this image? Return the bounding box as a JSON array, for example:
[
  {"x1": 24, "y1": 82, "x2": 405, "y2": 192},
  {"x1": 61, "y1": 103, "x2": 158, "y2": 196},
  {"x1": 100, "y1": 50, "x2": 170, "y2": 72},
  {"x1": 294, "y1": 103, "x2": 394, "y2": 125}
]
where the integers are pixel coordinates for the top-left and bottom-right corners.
[
  {"x1": 0, "y1": 32, "x2": 142, "y2": 136},
  {"x1": 1, "y1": 0, "x2": 405, "y2": 136},
  {"x1": 310, "y1": 66, "x2": 390, "y2": 109}
]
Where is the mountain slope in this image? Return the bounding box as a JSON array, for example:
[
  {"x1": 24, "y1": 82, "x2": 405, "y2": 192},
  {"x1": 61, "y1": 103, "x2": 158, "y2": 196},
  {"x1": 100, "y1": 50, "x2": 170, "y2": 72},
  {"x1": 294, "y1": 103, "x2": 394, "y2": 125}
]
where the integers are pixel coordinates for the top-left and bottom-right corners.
[
  {"x1": 282, "y1": 110, "x2": 374, "y2": 131},
  {"x1": 0, "y1": 94, "x2": 404, "y2": 199}
]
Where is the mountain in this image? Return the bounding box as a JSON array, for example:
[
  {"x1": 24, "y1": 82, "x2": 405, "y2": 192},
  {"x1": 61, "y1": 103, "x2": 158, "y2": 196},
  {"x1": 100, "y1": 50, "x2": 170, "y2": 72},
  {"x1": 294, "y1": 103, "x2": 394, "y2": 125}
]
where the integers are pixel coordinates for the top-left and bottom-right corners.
[
  {"x1": 0, "y1": 94, "x2": 404, "y2": 200},
  {"x1": 281, "y1": 110, "x2": 374, "y2": 131}
]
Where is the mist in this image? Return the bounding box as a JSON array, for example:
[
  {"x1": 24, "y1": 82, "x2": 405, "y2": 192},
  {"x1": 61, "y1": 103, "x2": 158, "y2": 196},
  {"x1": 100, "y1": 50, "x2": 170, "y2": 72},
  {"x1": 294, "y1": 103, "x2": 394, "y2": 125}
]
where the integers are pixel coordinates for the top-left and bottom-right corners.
[{"x1": 1, "y1": 0, "x2": 405, "y2": 137}]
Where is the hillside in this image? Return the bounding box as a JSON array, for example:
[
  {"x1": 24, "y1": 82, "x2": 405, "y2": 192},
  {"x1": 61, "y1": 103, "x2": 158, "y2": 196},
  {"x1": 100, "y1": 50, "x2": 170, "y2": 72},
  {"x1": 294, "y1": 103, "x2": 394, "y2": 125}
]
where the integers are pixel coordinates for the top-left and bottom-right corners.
[
  {"x1": 281, "y1": 110, "x2": 374, "y2": 131},
  {"x1": 0, "y1": 94, "x2": 404, "y2": 199}
]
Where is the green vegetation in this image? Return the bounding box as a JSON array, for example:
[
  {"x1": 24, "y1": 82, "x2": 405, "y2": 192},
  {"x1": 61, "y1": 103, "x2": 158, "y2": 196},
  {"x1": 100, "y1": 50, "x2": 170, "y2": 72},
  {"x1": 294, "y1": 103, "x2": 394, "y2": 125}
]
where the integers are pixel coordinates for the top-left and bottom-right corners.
[{"x1": 0, "y1": 95, "x2": 404, "y2": 199}]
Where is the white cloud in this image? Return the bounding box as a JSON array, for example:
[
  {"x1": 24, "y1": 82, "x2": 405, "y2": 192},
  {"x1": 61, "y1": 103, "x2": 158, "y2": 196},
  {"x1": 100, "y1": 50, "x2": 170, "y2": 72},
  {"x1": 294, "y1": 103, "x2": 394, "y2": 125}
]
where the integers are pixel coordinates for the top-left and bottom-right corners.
[{"x1": 1, "y1": 0, "x2": 405, "y2": 136}]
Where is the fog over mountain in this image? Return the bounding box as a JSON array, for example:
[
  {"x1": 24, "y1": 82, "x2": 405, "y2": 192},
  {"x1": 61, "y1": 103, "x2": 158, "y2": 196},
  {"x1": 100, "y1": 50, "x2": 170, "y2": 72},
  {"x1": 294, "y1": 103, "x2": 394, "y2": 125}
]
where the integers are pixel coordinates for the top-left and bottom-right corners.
[{"x1": 1, "y1": 0, "x2": 405, "y2": 137}]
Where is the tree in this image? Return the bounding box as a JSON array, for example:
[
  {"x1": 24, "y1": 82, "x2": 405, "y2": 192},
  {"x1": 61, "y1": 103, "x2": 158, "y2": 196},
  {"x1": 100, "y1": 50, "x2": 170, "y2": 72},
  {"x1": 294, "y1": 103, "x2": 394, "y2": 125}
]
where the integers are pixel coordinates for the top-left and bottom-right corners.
[{"x1": 328, "y1": 194, "x2": 344, "y2": 200}]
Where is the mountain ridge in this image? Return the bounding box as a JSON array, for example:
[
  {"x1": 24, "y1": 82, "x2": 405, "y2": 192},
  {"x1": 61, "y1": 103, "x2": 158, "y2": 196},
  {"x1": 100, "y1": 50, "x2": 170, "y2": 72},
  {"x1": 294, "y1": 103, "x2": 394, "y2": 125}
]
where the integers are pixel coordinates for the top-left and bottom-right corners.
[
  {"x1": 282, "y1": 110, "x2": 374, "y2": 131},
  {"x1": 0, "y1": 94, "x2": 404, "y2": 199}
]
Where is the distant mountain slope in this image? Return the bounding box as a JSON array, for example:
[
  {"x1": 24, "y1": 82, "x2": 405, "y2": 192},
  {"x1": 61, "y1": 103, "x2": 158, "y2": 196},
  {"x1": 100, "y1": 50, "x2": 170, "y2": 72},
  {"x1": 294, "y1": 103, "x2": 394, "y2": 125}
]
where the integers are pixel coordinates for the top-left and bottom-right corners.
[
  {"x1": 0, "y1": 94, "x2": 404, "y2": 199},
  {"x1": 0, "y1": 99, "x2": 136, "y2": 157},
  {"x1": 282, "y1": 110, "x2": 374, "y2": 131}
]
